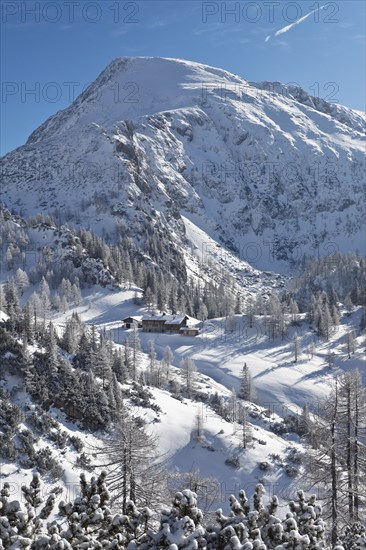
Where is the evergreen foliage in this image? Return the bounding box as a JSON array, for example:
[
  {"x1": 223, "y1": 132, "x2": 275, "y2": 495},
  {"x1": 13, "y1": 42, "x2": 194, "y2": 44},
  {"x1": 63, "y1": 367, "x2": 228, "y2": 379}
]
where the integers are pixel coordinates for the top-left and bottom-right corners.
[{"x1": 0, "y1": 473, "x2": 346, "y2": 549}]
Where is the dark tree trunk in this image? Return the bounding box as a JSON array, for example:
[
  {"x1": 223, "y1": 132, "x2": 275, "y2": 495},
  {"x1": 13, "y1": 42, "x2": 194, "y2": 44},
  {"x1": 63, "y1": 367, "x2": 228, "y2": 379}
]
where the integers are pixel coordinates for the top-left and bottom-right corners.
[
  {"x1": 331, "y1": 381, "x2": 338, "y2": 547},
  {"x1": 354, "y1": 390, "x2": 359, "y2": 521},
  {"x1": 347, "y1": 383, "x2": 354, "y2": 521},
  {"x1": 123, "y1": 444, "x2": 128, "y2": 514}
]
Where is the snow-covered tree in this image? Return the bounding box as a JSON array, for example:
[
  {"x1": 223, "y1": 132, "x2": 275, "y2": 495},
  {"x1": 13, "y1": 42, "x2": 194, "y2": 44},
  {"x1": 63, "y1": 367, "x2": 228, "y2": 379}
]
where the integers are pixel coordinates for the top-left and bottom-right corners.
[
  {"x1": 0, "y1": 460, "x2": 336, "y2": 549},
  {"x1": 344, "y1": 293, "x2": 354, "y2": 315},
  {"x1": 15, "y1": 268, "x2": 29, "y2": 296},
  {"x1": 180, "y1": 357, "x2": 196, "y2": 395},
  {"x1": 198, "y1": 303, "x2": 208, "y2": 322},
  {"x1": 22, "y1": 301, "x2": 34, "y2": 343},
  {"x1": 39, "y1": 276, "x2": 51, "y2": 320},
  {"x1": 5, "y1": 246, "x2": 13, "y2": 270},
  {"x1": 0, "y1": 285, "x2": 5, "y2": 313},
  {"x1": 61, "y1": 312, "x2": 83, "y2": 354},
  {"x1": 345, "y1": 329, "x2": 356, "y2": 359},
  {"x1": 95, "y1": 414, "x2": 167, "y2": 514},
  {"x1": 147, "y1": 339, "x2": 157, "y2": 386},
  {"x1": 4, "y1": 278, "x2": 20, "y2": 321},
  {"x1": 0, "y1": 473, "x2": 57, "y2": 548},
  {"x1": 239, "y1": 363, "x2": 252, "y2": 401},
  {"x1": 246, "y1": 296, "x2": 255, "y2": 328},
  {"x1": 143, "y1": 489, "x2": 205, "y2": 549},
  {"x1": 293, "y1": 333, "x2": 301, "y2": 363},
  {"x1": 163, "y1": 345, "x2": 174, "y2": 380},
  {"x1": 128, "y1": 323, "x2": 141, "y2": 381},
  {"x1": 235, "y1": 292, "x2": 243, "y2": 314},
  {"x1": 238, "y1": 403, "x2": 252, "y2": 450},
  {"x1": 339, "y1": 522, "x2": 366, "y2": 550},
  {"x1": 288, "y1": 490, "x2": 327, "y2": 547},
  {"x1": 304, "y1": 372, "x2": 366, "y2": 542},
  {"x1": 94, "y1": 336, "x2": 113, "y2": 389}
]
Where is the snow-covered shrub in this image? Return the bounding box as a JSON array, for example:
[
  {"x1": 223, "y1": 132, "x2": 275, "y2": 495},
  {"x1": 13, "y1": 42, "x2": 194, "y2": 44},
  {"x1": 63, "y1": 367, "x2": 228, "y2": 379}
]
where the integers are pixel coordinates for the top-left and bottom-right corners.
[
  {"x1": 18, "y1": 429, "x2": 37, "y2": 466},
  {"x1": 288, "y1": 490, "x2": 327, "y2": 547},
  {"x1": 34, "y1": 447, "x2": 64, "y2": 479},
  {"x1": 27, "y1": 408, "x2": 58, "y2": 434},
  {"x1": 338, "y1": 522, "x2": 366, "y2": 550},
  {"x1": 130, "y1": 383, "x2": 162, "y2": 413},
  {"x1": 0, "y1": 389, "x2": 23, "y2": 431},
  {"x1": 69, "y1": 434, "x2": 83, "y2": 452},
  {"x1": 284, "y1": 465, "x2": 299, "y2": 477},
  {"x1": 0, "y1": 470, "x2": 335, "y2": 549},
  {"x1": 225, "y1": 455, "x2": 241, "y2": 469},
  {"x1": 286, "y1": 448, "x2": 303, "y2": 464},
  {"x1": 0, "y1": 473, "x2": 57, "y2": 549},
  {"x1": 48, "y1": 428, "x2": 69, "y2": 449},
  {"x1": 76, "y1": 451, "x2": 93, "y2": 470},
  {"x1": 0, "y1": 432, "x2": 17, "y2": 460},
  {"x1": 142, "y1": 489, "x2": 206, "y2": 549}
]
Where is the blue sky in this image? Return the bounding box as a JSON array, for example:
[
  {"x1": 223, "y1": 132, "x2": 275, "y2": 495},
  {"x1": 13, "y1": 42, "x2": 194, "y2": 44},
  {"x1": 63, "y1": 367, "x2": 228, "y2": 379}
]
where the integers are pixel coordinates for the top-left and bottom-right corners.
[{"x1": 1, "y1": 0, "x2": 365, "y2": 155}]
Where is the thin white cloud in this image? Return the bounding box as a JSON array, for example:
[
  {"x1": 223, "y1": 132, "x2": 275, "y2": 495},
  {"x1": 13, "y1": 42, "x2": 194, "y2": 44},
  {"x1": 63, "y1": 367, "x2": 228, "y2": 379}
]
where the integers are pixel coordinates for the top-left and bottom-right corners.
[
  {"x1": 146, "y1": 17, "x2": 170, "y2": 29},
  {"x1": 111, "y1": 28, "x2": 130, "y2": 37},
  {"x1": 265, "y1": 5, "x2": 326, "y2": 42}
]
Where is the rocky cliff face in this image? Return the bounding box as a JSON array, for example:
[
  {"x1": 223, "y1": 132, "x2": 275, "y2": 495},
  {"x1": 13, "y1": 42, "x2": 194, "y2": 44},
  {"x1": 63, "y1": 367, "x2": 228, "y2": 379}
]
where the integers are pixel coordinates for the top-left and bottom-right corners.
[{"x1": 1, "y1": 57, "x2": 365, "y2": 273}]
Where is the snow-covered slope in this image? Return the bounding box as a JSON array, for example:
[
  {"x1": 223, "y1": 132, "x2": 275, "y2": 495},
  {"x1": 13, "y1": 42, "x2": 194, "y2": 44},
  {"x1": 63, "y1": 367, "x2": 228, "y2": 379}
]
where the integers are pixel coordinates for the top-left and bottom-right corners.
[
  {"x1": 1, "y1": 57, "x2": 365, "y2": 273},
  {"x1": 3, "y1": 283, "x2": 363, "y2": 511}
]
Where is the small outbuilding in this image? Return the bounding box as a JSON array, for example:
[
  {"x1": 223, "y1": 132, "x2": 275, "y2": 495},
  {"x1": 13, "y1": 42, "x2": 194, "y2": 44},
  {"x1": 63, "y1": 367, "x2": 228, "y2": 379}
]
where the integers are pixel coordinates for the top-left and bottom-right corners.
[{"x1": 180, "y1": 327, "x2": 200, "y2": 337}]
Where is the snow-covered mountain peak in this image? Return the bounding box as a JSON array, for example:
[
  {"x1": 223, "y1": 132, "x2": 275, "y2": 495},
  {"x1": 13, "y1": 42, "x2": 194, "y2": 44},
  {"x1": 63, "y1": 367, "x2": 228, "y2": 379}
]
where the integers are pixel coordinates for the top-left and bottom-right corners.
[
  {"x1": 25, "y1": 56, "x2": 249, "y2": 145},
  {"x1": 1, "y1": 56, "x2": 365, "y2": 273}
]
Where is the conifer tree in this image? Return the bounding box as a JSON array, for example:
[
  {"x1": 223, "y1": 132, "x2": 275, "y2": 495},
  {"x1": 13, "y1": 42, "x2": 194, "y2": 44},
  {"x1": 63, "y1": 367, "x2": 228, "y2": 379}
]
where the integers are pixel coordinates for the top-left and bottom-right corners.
[
  {"x1": 94, "y1": 336, "x2": 113, "y2": 389},
  {"x1": 5, "y1": 278, "x2": 20, "y2": 322},
  {"x1": 112, "y1": 347, "x2": 127, "y2": 383},
  {"x1": 22, "y1": 301, "x2": 34, "y2": 343},
  {"x1": 239, "y1": 363, "x2": 252, "y2": 401},
  {"x1": 39, "y1": 276, "x2": 51, "y2": 320},
  {"x1": 15, "y1": 267, "x2": 29, "y2": 296}
]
